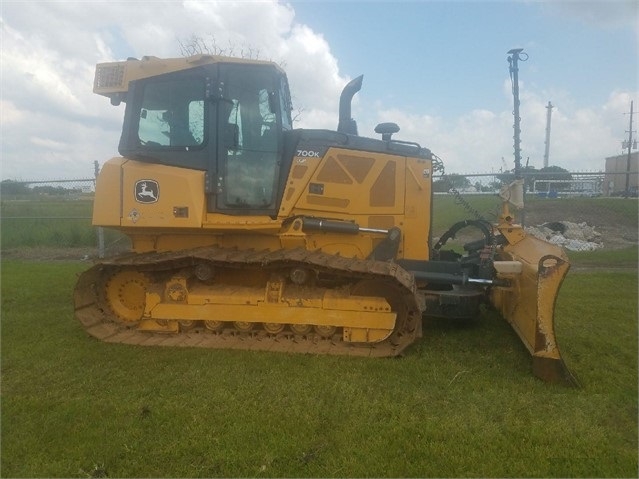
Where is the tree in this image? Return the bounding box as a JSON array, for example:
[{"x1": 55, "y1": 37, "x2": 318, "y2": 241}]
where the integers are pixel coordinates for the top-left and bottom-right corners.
[
  {"x1": 177, "y1": 35, "x2": 305, "y2": 124},
  {"x1": 0, "y1": 180, "x2": 30, "y2": 197},
  {"x1": 433, "y1": 173, "x2": 472, "y2": 192},
  {"x1": 497, "y1": 165, "x2": 539, "y2": 192},
  {"x1": 487, "y1": 180, "x2": 503, "y2": 192},
  {"x1": 533, "y1": 166, "x2": 572, "y2": 192},
  {"x1": 178, "y1": 34, "x2": 263, "y2": 60}
]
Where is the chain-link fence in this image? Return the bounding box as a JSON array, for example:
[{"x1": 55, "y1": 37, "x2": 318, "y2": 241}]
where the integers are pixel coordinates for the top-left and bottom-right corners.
[
  {"x1": 432, "y1": 170, "x2": 638, "y2": 252},
  {"x1": 1, "y1": 171, "x2": 637, "y2": 256},
  {"x1": 0, "y1": 178, "x2": 126, "y2": 258}
]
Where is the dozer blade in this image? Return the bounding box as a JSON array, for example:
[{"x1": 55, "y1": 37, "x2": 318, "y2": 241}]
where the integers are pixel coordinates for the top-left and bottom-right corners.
[{"x1": 491, "y1": 235, "x2": 578, "y2": 386}]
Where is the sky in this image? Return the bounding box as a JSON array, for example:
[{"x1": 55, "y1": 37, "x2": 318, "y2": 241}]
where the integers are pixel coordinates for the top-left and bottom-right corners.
[{"x1": 1, "y1": 0, "x2": 637, "y2": 181}]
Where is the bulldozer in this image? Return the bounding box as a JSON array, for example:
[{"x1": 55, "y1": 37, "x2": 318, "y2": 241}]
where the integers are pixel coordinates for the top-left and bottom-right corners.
[{"x1": 74, "y1": 53, "x2": 577, "y2": 385}]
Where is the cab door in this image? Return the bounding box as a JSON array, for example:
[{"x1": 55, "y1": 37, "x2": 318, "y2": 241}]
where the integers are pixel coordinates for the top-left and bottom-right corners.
[{"x1": 209, "y1": 64, "x2": 290, "y2": 216}]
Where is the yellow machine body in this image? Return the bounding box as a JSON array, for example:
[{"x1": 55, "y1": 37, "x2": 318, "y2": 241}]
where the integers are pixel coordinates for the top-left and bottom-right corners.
[
  {"x1": 93, "y1": 147, "x2": 431, "y2": 258},
  {"x1": 75, "y1": 54, "x2": 575, "y2": 384}
]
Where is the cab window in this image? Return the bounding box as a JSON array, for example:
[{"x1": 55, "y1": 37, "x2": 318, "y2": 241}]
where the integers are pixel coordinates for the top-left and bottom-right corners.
[{"x1": 137, "y1": 78, "x2": 205, "y2": 148}]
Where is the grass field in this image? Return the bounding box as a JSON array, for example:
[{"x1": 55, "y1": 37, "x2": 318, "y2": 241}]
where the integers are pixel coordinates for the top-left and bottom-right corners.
[
  {"x1": 0, "y1": 200, "x2": 95, "y2": 248},
  {"x1": 431, "y1": 195, "x2": 638, "y2": 236},
  {"x1": 1, "y1": 196, "x2": 637, "y2": 477},
  {"x1": 0, "y1": 200, "x2": 126, "y2": 252},
  {"x1": 1, "y1": 252, "x2": 637, "y2": 478}
]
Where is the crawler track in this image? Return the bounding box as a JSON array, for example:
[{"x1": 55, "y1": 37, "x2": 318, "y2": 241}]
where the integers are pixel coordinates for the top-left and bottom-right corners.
[{"x1": 74, "y1": 247, "x2": 424, "y2": 357}]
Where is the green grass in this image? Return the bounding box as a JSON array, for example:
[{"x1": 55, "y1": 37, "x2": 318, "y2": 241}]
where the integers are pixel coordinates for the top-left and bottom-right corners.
[
  {"x1": 1, "y1": 200, "x2": 95, "y2": 248},
  {"x1": 432, "y1": 195, "x2": 503, "y2": 234},
  {"x1": 525, "y1": 196, "x2": 639, "y2": 222},
  {"x1": 570, "y1": 245, "x2": 638, "y2": 268},
  {"x1": 1, "y1": 260, "x2": 637, "y2": 478},
  {"x1": 431, "y1": 194, "x2": 639, "y2": 235},
  {"x1": 0, "y1": 200, "x2": 123, "y2": 250}
]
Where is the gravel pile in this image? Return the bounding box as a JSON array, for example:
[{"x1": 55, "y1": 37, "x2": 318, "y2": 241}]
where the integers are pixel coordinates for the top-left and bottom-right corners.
[{"x1": 525, "y1": 221, "x2": 603, "y2": 251}]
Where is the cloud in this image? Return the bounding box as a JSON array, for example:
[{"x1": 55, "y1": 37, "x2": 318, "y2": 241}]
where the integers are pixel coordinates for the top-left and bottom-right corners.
[
  {"x1": 279, "y1": 24, "x2": 348, "y2": 128},
  {"x1": 540, "y1": 0, "x2": 639, "y2": 30},
  {"x1": 0, "y1": 0, "x2": 636, "y2": 183},
  {"x1": 2, "y1": 21, "x2": 85, "y2": 113},
  {"x1": 513, "y1": 84, "x2": 637, "y2": 171},
  {"x1": 0, "y1": 0, "x2": 347, "y2": 179},
  {"x1": 0, "y1": 99, "x2": 26, "y2": 125},
  {"x1": 356, "y1": 78, "x2": 638, "y2": 176},
  {"x1": 29, "y1": 137, "x2": 69, "y2": 151}
]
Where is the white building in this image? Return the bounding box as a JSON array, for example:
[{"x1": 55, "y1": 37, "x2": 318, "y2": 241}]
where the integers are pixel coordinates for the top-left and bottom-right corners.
[{"x1": 604, "y1": 152, "x2": 638, "y2": 196}]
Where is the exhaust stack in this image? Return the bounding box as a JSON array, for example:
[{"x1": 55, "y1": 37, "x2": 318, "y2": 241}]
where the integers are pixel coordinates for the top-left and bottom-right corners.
[{"x1": 337, "y1": 75, "x2": 363, "y2": 135}]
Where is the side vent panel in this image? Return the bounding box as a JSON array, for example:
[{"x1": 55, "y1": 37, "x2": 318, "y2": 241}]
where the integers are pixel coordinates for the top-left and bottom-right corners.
[{"x1": 370, "y1": 161, "x2": 396, "y2": 207}]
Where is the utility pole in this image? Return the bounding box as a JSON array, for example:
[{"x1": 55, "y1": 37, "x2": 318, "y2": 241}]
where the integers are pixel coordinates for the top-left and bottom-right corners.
[
  {"x1": 507, "y1": 48, "x2": 527, "y2": 178},
  {"x1": 623, "y1": 100, "x2": 636, "y2": 197},
  {"x1": 507, "y1": 48, "x2": 529, "y2": 224},
  {"x1": 543, "y1": 101, "x2": 553, "y2": 168}
]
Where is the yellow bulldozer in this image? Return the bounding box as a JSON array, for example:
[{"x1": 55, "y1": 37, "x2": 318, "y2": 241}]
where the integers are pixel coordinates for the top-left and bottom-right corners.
[{"x1": 74, "y1": 53, "x2": 577, "y2": 385}]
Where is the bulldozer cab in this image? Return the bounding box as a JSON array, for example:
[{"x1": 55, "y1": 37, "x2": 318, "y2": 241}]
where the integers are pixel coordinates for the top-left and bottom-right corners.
[{"x1": 116, "y1": 59, "x2": 293, "y2": 215}]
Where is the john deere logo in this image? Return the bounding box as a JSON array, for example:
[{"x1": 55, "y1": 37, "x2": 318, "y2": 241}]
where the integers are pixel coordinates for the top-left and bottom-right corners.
[{"x1": 135, "y1": 180, "x2": 159, "y2": 203}]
